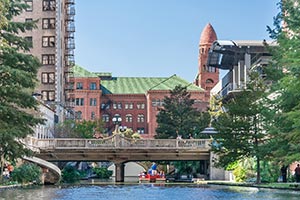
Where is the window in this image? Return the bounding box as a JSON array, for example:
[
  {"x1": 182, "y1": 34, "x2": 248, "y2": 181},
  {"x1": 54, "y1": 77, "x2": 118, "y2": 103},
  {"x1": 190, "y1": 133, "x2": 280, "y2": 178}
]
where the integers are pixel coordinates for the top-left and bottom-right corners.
[
  {"x1": 76, "y1": 82, "x2": 83, "y2": 89},
  {"x1": 75, "y1": 98, "x2": 84, "y2": 106},
  {"x1": 137, "y1": 114, "x2": 145, "y2": 123},
  {"x1": 102, "y1": 114, "x2": 109, "y2": 122},
  {"x1": 42, "y1": 36, "x2": 55, "y2": 47},
  {"x1": 152, "y1": 99, "x2": 163, "y2": 107},
  {"x1": 137, "y1": 103, "x2": 145, "y2": 109},
  {"x1": 76, "y1": 111, "x2": 82, "y2": 120},
  {"x1": 25, "y1": 0, "x2": 33, "y2": 12},
  {"x1": 205, "y1": 65, "x2": 216, "y2": 73},
  {"x1": 113, "y1": 102, "x2": 122, "y2": 109},
  {"x1": 137, "y1": 128, "x2": 145, "y2": 134},
  {"x1": 125, "y1": 103, "x2": 133, "y2": 110},
  {"x1": 101, "y1": 103, "x2": 110, "y2": 110},
  {"x1": 117, "y1": 103, "x2": 122, "y2": 109},
  {"x1": 41, "y1": 90, "x2": 55, "y2": 101},
  {"x1": 42, "y1": 18, "x2": 55, "y2": 29},
  {"x1": 90, "y1": 98, "x2": 97, "y2": 106},
  {"x1": 43, "y1": 0, "x2": 56, "y2": 11},
  {"x1": 206, "y1": 79, "x2": 214, "y2": 84},
  {"x1": 91, "y1": 112, "x2": 95, "y2": 120},
  {"x1": 90, "y1": 82, "x2": 97, "y2": 90},
  {"x1": 41, "y1": 72, "x2": 55, "y2": 84},
  {"x1": 25, "y1": 18, "x2": 33, "y2": 30},
  {"x1": 42, "y1": 54, "x2": 55, "y2": 65},
  {"x1": 25, "y1": 36, "x2": 33, "y2": 48},
  {"x1": 126, "y1": 114, "x2": 133, "y2": 122}
]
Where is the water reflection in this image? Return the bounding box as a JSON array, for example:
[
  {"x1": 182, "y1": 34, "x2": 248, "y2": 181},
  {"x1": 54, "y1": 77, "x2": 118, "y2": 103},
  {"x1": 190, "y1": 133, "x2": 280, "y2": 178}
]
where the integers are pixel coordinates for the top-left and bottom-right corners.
[{"x1": 0, "y1": 184, "x2": 300, "y2": 200}]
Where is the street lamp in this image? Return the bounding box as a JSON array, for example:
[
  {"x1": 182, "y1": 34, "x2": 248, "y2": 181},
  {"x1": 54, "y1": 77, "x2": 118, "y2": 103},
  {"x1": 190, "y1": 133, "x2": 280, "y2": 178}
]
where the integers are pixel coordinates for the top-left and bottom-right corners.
[{"x1": 112, "y1": 116, "x2": 122, "y2": 134}]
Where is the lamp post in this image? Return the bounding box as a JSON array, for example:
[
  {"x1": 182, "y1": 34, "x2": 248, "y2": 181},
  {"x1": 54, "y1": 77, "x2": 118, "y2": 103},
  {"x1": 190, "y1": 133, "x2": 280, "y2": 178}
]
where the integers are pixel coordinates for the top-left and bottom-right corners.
[{"x1": 112, "y1": 116, "x2": 122, "y2": 134}]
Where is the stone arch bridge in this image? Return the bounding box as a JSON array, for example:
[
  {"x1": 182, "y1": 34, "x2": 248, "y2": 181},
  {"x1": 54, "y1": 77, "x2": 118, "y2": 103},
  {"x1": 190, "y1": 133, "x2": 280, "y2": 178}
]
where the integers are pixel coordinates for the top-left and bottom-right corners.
[{"x1": 26, "y1": 134, "x2": 217, "y2": 182}]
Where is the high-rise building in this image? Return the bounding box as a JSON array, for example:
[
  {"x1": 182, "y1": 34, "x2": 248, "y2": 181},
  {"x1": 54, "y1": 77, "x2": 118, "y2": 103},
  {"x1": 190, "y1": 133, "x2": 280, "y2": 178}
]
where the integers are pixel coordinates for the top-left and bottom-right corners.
[{"x1": 13, "y1": 0, "x2": 75, "y2": 121}]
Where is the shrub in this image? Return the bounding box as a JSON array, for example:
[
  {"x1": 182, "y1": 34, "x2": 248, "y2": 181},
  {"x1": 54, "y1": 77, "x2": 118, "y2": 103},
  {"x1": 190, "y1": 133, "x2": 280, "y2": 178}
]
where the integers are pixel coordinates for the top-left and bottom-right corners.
[
  {"x1": 233, "y1": 166, "x2": 247, "y2": 182},
  {"x1": 92, "y1": 167, "x2": 113, "y2": 179},
  {"x1": 11, "y1": 163, "x2": 42, "y2": 184},
  {"x1": 61, "y1": 165, "x2": 81, "y2": 183}
]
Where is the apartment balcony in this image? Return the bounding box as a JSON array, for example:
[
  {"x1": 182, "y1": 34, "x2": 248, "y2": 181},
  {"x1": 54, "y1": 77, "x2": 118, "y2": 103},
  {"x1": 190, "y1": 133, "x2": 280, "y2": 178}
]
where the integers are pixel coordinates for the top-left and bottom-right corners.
[
  {"x1": 65, "y1": 0, "x2": 75, "y2": 4},
  {"x1": 66, "y1": 21, "x2": 75, "y2": 32},
  {"x1": 66, "y1": 5, "x2": 75, "y2": 16},
  {"x1": 65, "y1": 38, "x2": 75, "y2": 49}
]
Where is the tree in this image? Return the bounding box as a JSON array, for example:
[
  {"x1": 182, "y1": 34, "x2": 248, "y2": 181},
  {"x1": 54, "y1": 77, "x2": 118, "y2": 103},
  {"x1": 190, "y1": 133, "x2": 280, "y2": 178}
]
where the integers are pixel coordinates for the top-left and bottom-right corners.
[
  {"x1": 11, "y1": 163, "x2": 42, "y2": 184},
  {"x1": 54, "y1": 119, "x2": 106, "y2": 138},
  {"x1": 0, "y1": 0, "x2": 42, "y2": 182},
  {"x1": 212, "y1": 72, "x2": 271, "y2": 183},
  {"x1": 155, "y1": 85, "x2": 209, "y2": 139},
  {"x1": 265, "y1": 0, "x2": 300, "y2": 163}
]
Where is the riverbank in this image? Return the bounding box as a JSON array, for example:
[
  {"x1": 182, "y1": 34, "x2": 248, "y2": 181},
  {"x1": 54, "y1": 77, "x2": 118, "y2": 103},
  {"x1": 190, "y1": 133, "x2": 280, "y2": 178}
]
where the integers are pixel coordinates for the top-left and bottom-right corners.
[{"x1": 206, "y1": 181, "x2": 300, "y2": 191}]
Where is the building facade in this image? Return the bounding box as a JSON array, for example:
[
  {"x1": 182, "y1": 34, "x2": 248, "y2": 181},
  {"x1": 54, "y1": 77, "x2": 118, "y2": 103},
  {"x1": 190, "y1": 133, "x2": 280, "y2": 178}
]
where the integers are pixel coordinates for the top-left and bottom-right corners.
[
  {"x1": 13, "y1": 0, "x2": 75, "y2": 121},
  {"x1": 73, "y1": 66, "x2": 208, "y2": 138}
]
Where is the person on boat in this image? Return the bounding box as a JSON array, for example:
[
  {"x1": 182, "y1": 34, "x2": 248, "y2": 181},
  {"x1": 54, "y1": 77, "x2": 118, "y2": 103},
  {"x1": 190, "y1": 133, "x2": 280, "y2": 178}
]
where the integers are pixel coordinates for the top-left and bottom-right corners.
[{"x1": 151, "y1": 162, "x2": 157, "y2": 175}]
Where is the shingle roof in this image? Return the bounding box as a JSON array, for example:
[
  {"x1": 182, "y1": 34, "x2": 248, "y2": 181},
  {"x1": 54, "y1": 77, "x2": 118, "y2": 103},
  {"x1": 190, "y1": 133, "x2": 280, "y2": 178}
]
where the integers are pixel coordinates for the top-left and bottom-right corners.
[{"x1": 74, "y1": 65, "x2": 203, "y2": 94}]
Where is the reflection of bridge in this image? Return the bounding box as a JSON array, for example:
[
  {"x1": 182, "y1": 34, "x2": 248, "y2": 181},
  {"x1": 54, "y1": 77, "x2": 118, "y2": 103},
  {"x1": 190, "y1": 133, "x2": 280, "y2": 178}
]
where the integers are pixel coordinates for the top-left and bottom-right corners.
[{"x1": 26, "y1": 134, "x2": 214, "y2": 182}]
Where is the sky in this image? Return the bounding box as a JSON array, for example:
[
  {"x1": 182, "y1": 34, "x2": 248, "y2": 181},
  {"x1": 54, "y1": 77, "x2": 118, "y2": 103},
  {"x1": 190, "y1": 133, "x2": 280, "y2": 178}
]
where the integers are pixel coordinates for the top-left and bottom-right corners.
[{"x1": 75, "y1": 0, "x2": 279, "y2": 82}]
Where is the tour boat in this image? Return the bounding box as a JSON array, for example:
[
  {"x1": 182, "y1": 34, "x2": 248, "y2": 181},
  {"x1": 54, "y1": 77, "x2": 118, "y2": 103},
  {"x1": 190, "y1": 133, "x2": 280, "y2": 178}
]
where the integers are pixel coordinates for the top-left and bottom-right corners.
[{"x1": 138, "y1": 174, "x2": 166, "y2": 183}]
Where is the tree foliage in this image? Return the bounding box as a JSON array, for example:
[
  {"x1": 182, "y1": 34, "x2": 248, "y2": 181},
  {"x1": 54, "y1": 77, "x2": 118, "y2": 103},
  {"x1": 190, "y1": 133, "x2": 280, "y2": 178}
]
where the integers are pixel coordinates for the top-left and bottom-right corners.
[
  {"x1": 0, "y1": 0, "x2": 43, "y2": 181},
  {"x1": 265, "y1": 0, "x2": 300, "y2": 163},
  {"x1": 155, "y1": 85, "x2": 209, "y2": 139},
  {"x1": 11, "y1": 163, "x2": 42, "y2": 184},
  {"x1": 54, "y1": 119, "x2": 106, "y2": 138},
  {"x1": 212, "y1": 72, "x2": 272, "y2": 183},
  {"x1": 61, "y1": 165, "x2": 81, "y2": 183}
]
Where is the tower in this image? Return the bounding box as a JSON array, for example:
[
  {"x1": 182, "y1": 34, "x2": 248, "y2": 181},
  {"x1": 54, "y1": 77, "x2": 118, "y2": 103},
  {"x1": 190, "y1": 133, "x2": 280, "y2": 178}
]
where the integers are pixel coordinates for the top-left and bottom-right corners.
[{"x1": 195, "y1": 23, "x2": 219, "y2": 101}]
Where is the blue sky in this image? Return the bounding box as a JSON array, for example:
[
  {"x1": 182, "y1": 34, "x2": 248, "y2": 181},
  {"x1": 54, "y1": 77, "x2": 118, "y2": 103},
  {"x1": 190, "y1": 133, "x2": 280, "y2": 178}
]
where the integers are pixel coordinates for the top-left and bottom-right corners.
[{"x1": 75, "y1": 0, "x2": 279, "y2": 82}]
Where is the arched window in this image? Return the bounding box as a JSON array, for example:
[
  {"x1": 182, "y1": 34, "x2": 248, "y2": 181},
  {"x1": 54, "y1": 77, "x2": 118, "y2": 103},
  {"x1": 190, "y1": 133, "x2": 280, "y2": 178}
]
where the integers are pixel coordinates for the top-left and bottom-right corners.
[{"x1": 206, "y1": 79, "x2": 214, "y2": 84}]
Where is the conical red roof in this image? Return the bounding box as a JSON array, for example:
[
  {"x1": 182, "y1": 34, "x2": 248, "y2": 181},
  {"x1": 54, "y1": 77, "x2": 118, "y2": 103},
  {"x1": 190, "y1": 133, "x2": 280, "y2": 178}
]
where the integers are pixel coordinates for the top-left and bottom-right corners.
[{"x1": 199, "y1": 23, "x2": 217, "y2": 45}]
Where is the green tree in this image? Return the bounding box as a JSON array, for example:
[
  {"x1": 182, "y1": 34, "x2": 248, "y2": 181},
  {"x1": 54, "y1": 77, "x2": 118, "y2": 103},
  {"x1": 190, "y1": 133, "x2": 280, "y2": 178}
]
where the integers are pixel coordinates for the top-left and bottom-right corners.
[
  {"x1": 54, "y1": 119, "x2": 106, "y2": 138},
  {"x1": 11, "y1": 163, "x2": 42, "y2": 184},
  {"x1": 61, "y1": 165, "x2": 81, "y2": 183},
  {"x1": 265, "y1": 0, "x2": 300, "y2": 163},
  {"x1": 0, "y1": 0, "x2": 43, "y2": 182},
  {"x1": 212, "y1": 72, "x2": 271, "y2": 183},
  {"x1": 155, "y1": 85, "x2": 209, "y2": 139}
]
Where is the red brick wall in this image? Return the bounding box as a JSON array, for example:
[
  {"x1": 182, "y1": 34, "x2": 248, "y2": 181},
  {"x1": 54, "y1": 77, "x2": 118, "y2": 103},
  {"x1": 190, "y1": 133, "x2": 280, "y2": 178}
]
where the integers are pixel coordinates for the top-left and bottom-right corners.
[
  {"x1": 73, "y1": 77, "x2": 207, "y2": 138},
  {"x1": 73, "y1": 77, "x2": 101, "y2": 121}
]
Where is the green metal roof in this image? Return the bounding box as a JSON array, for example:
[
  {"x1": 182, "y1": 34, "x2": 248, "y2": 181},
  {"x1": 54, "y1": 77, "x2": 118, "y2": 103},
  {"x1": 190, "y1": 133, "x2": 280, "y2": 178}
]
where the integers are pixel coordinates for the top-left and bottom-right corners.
[
  {"x1": 73, "y1": 65, "x2": 98, "y2": 77},
  {"x1": 101, "y1": 76, "x2": 203, "y2": 94},
  {"x1": 74, "y1": 65, "x2": 203, "y2": 94}
]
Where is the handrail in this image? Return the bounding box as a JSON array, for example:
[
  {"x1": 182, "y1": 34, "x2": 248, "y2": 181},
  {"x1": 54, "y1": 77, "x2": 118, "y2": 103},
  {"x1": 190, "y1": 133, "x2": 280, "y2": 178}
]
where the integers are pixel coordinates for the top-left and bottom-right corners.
[{"x1": 26, "y1": 135, "x2": 211, "y2": 150}]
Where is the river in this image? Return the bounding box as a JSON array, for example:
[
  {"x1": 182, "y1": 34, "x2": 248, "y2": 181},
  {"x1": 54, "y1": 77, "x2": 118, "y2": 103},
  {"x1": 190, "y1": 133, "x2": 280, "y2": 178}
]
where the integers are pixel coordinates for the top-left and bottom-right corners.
[{"x1": 0, "y1": 183, "x2": 299, "y2": 200}]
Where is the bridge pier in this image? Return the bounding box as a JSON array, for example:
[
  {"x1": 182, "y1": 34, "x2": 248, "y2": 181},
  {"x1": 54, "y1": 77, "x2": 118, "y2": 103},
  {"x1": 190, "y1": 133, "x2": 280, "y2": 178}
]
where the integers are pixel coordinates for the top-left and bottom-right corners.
[{"x1": 115, "y1": 162, "x2": 125, "y2": 182}]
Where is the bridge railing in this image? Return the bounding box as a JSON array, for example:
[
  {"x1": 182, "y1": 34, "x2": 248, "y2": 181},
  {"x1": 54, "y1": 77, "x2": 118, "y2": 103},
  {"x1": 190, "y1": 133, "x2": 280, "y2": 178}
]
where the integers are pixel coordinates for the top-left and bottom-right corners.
[{"x1": 26, "y1": 134, "x2": 211, "y2": 149}]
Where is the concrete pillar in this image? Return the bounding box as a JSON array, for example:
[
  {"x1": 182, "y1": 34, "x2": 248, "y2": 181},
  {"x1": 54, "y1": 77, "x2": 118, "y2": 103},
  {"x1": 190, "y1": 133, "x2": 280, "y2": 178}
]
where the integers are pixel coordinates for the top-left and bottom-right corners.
[
  {"x1": 209, "y1": 152, "x2": 225, "y2": 180},
  {"x1": 115, "y1": 162, "x2": 125, "y2": 182}
]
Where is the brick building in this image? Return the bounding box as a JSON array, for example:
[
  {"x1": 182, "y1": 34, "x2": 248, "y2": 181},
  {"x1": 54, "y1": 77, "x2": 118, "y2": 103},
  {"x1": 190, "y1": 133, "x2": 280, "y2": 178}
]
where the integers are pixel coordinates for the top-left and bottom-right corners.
[
  {"x1": 72, "y1": 23, "x2": 220, "y2": 138},
  {"x1": 73, "y1": 66, "x2": 208, "y2": 138}
]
